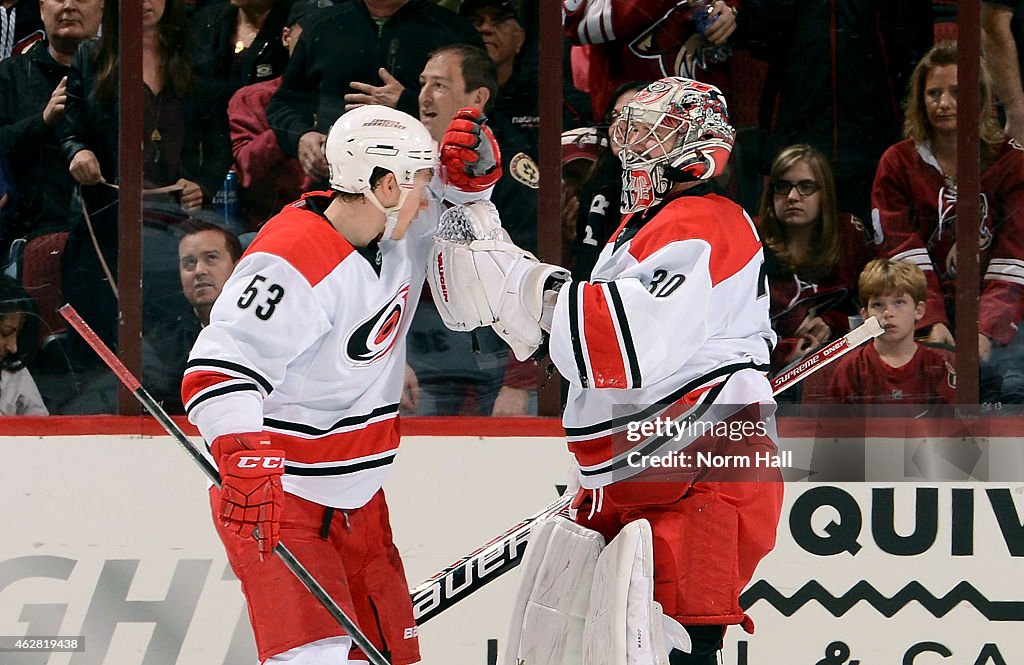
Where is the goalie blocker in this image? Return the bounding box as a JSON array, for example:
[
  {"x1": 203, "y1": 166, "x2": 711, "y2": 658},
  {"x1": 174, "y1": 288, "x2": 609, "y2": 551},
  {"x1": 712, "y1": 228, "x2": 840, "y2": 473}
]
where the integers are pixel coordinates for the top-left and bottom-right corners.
[{"x1": 429, "y1": 200, "x2": 568, "y2": 361}]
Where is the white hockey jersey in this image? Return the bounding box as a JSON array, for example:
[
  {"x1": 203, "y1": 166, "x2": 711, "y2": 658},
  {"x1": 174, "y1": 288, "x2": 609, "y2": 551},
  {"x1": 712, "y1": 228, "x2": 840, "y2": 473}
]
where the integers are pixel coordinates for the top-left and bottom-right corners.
[
  {"x1": 183, "y1": 186, "x2": 455, "y2": 509},
  {"x1": 548, "y1": 189, "x2": 777, "y2": 488}
]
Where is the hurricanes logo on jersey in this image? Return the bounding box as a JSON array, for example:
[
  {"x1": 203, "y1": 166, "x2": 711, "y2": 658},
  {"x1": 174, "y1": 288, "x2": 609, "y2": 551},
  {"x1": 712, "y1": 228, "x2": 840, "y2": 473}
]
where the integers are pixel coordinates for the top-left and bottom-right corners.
[{"x1": 346, "y1": 285, "x2": 410, "y2": 365}]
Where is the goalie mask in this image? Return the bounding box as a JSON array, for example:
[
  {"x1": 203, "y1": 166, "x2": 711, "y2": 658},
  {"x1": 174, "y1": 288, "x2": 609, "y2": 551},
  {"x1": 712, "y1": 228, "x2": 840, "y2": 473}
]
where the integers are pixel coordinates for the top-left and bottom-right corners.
[
  {"x1": 325, "y1": 105, "x2": 438, "y2": 239},
  {"x1": 612, "y1": 78, "x2": 735, "y2": 214}
]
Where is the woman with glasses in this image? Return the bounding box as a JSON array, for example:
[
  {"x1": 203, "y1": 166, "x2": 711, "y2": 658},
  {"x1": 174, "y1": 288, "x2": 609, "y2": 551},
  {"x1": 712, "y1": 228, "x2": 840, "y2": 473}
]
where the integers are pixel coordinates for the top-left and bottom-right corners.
[
  {"x1": 872, "y1": 40, "x2": 1024, "y2": 401},
  {"x1": 757, "y1": 143, "x2": 873, "y2": 387},
  {"x1": 57, "y1": 0, "x2": 231, "y2": 366}
]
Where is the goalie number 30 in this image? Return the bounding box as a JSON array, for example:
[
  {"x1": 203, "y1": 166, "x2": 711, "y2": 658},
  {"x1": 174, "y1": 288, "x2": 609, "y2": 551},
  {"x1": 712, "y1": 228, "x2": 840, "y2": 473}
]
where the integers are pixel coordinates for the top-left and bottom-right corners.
[
  {"x1": 648, "y1": 269, "x2": 684, "y2": 298},
  {"x1": 237, "y1": 274, "x2": 285, "y2": 320}
]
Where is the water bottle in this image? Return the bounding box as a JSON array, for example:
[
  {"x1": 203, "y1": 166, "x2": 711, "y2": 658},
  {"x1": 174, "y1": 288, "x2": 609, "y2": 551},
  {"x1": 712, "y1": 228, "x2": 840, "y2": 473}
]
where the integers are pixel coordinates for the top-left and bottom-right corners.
[
  {"x1": 221, "y1": 170, "x2": 238, "y2": 222},
  {"x1": 691, "y1": 0, "x2": 733, "y2": 65}
]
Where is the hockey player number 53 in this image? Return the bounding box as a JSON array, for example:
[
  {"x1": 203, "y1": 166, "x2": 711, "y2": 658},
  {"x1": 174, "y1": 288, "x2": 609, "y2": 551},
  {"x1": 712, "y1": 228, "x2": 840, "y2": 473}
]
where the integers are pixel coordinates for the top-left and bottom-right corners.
[{"x1": 237, "y1": 274, "x2": 285, "y2": 321}]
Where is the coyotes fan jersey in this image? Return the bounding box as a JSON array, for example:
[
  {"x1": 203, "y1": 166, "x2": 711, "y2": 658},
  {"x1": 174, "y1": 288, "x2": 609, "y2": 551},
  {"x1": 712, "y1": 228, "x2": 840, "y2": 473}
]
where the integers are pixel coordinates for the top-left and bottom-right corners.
[
  {"x1": 872, "y1": 138, "x2": 1024, "y2": 344},
  {"x1": 563, "y1": 0, "x2": 734, "y2": 116},
  {"x1": 549, "y1": 187, "x2": 777, "y2": 489},
  {"x1": 763, "y1": 213, "x2": 874, "y2": 373},
  {"x1": 182, "y1": 188, "x2": 448, "y2": 509},
  {"x1": 826, "y1": 343, "x2": 956, "y2": 406}
]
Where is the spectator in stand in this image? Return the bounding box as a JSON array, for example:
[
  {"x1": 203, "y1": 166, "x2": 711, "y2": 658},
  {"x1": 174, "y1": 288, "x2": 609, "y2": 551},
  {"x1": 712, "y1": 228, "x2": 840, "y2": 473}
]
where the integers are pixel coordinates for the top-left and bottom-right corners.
[
  {"x1": 562, "y1": 0, "x2": 738, "y2": 123},
  {"x1": 873, "y1": 40, "x2": 1024, "y2": 402},
  {"x1": 758, "y1": 144, "x2": 873, "y2": 389},
  {"x1": 559, "y1": 126, "x2": 604, "y2": 264},
  {"x1": 58, "y1": 0, "x2": 231, "y2": 357},
  {"x1": 744, "y1": 0, "x2": 932, "y2": 222},
  {"x1": 146, "y1": 220, "x2": 241, "y2": 413},
  {"x1": 189, "y1": 0, "x2": 302, "y2": 217},
  {"x1": 267, "y1": 0, "x2": 481, "y2": 184},
  {"x1": 0, "y1": 275, "x2": 46, "y2": 415},
  {"x1": 0, "y1": 0, "x2": 101, "y2": 248},
  {"x1": 982, "y1": 0, "x2": 1024, "y2": 143},
  {"x1": 826, "y1": 259, "x2": 956, "y2": 408},
  {"x1": 570, "y1": 80, "x2": 647, "y2": 282},
  {"x1": 227, "y1": 0, "x2": 323, "y2": 229},
  {"x1": 459, "y1": 0, "x2": 590, "y2": 155},
  {"x1": 0, "y1": 153, "x2": 9, "y2": 212},
  {"x1": 189, "y1": 0, "x2": 295, "y2": 98},
  {"x1": 405, "y1": 43, "x2": 522, "y2": 415},
  {"x1": 0, "y1": 0, "x2": 43, "y2": 61}
]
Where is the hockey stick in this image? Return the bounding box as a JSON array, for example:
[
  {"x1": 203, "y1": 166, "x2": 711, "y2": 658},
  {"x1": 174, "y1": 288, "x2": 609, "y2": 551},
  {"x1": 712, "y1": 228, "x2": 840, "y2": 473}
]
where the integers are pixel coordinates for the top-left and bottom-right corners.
[
  {"x1": 769, "y1": 315, "x2": 883, "y2": 393},
  {"x1": 409, "y1": 316, "x2": 884, "y2": 624},
  {"x1": 58, "y1": 304, "x2": 392, "y2": 665}
]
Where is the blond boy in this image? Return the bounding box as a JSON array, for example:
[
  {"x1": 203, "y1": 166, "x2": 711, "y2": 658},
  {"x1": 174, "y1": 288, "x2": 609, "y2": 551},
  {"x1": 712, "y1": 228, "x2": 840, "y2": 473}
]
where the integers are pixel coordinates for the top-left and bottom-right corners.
[{"x1": 827, "y1": 259, "x2": 956, "y2": 405}]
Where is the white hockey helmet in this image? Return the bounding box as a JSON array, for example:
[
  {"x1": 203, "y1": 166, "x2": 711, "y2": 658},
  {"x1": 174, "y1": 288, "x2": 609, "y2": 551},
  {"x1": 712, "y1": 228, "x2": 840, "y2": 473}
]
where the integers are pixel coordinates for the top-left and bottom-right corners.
[
  {"x1": 324, "y1": 105, "x2": 438, "y2": 239},
  {"x1": 612, "y1": 77, "x2": 735, "y2": 213}
]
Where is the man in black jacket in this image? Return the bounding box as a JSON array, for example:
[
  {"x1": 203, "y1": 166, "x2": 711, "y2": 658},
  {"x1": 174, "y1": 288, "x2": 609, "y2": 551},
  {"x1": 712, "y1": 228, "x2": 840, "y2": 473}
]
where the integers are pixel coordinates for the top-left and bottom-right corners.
[
  {"x1": 266, "y1": 0, "x2": 481, "y2": 182},
  {"x1": 0, "y1": 0, "x2": 99, "y2": 247}
]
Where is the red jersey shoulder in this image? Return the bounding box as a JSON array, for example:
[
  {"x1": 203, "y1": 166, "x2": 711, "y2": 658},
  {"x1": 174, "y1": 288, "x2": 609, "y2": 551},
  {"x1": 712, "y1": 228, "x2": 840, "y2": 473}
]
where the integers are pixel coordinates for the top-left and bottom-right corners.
[
  {"x1": 880, "y1": 138, "x2": 917, "y2": 167},
  {"x1": 243, "y1": 193, "x2": 355, "y2": 286},
  {"x1": 627, "y1": 194, "x2": 762, "y2": 284}
]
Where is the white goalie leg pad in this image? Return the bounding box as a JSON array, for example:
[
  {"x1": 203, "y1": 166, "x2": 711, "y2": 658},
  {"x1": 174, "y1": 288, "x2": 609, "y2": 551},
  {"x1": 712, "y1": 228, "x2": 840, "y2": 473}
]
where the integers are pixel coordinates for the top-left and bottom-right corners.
[
  {"x1": 502, "y1": 516, "x2": 606, "y2": 665},
  {"x1": 582, "y1": 519, "x2": 691, "y2": 665}
]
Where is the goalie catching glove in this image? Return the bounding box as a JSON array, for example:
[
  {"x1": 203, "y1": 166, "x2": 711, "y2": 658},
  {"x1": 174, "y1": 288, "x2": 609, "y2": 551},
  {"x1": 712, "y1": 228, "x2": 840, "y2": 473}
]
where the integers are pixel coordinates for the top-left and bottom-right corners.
[
  {"x1": 429, "y1": 200, "x2": 569, "y2": 361},
  {"x1": 440, "y1": 107, "x2": 502, "y2": 193},
  {"x1": 211, "y1": 432, "x2": 286, "y2": 557}
]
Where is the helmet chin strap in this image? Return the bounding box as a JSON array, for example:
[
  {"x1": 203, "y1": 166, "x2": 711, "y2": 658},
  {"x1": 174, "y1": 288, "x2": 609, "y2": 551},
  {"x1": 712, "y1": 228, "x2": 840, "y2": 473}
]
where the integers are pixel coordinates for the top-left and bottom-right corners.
[{"x1": 363, "y1": 187, "x2": 411, "y2": 241}]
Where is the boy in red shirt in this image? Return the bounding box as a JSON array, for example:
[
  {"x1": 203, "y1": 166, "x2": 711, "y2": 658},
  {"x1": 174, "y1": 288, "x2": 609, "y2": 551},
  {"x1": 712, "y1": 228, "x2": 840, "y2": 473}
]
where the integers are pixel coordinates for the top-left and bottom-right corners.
[{"x1": 827, "y1": 259, "x2": 956, "y2": 405}]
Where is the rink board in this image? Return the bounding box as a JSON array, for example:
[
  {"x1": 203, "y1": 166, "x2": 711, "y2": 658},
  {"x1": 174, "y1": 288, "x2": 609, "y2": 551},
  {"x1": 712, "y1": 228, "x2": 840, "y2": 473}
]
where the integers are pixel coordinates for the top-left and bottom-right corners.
[{"x1": 1, "y1": 427, "x2": 1022, "y2": 664}]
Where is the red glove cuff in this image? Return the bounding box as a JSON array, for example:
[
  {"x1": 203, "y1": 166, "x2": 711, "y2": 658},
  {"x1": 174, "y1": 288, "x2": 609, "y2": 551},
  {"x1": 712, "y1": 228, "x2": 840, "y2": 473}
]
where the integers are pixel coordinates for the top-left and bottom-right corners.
[{"x1": 212, "y1": 432, "x2": 277, "y2": 459}]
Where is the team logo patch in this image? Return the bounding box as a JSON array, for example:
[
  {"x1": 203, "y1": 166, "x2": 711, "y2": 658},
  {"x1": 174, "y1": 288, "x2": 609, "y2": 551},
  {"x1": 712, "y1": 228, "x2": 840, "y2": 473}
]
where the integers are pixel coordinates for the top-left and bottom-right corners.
[
  {"x1": 346, "y1": 285, "x2": 410, "y2": 365},
  {"x1": 509, "y1": 152, "x2": 540, "y2": 189},
  {"x1": 623, "y1": 169, "x2": 656, "y2": 210}
]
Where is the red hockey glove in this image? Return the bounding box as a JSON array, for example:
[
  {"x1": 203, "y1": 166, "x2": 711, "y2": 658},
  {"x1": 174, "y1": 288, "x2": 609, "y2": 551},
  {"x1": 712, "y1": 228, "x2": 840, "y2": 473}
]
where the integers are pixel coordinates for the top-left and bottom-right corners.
[
  {"x1": 212, "y1": 433, "x2": 285, "y2": 557},
  {"x1": 441, "y1": 107, "x2": 502, "y2": 193}
]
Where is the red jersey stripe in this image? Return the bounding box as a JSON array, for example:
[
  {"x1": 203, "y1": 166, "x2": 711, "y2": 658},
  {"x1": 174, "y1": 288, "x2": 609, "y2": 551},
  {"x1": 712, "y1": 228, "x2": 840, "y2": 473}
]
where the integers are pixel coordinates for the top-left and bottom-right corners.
[
  {"x1": 581, "y1": 283, "x2": 629, "y2": 388},
  {"x1": 181, "y1": 369, "x2": 236, "y2": 404},
  {"x1": 568, "y1": 382, "x2": 720, "y2": 467},
  {"x1": 274, "y1": 418, "x2": 399, "y2": 465}
]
